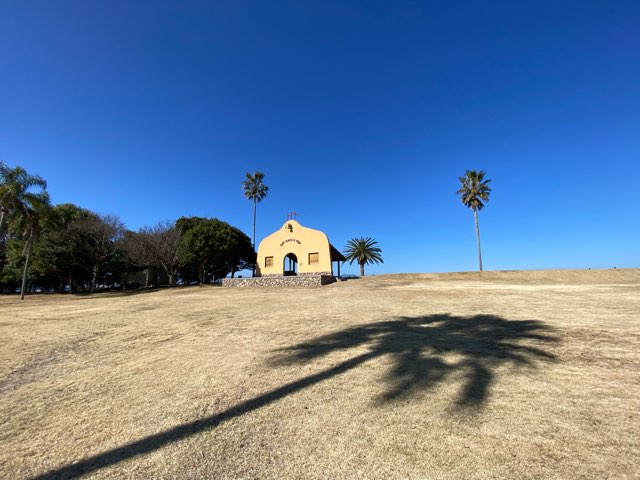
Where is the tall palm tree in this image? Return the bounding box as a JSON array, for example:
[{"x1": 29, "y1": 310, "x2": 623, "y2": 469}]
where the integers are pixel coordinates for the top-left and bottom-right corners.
[
  {"x1": 343, "y1": 237, "x2": 384, "y2": 277},
  {"x1": 241, "y1": 171, "x2": 269, "y2": 250},
  {"x1": 0, "y1": 163, "x2": 48, "y2": 237},
  {"x1": 456, "y1": 169, "x2": 491, "y2": 271}
]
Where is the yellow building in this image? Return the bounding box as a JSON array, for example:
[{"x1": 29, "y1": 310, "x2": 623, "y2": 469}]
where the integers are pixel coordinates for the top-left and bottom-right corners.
[{"x1": 256, "y1": 219, "x2": 346, "y2": 277}]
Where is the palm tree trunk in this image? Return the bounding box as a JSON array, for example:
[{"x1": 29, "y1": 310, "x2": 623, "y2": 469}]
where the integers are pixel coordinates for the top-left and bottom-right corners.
[
  {"x1": 474, "y1": 208, "x2": 483, "y2": 272},
  {"x1": 20, "y1": 234, "x2": 33, "y2": 301},
  {"x1": 252, "y1": 197, "x2": 257, "y2": 277},
  {"x1": 360, "y1": 263, "x2": 365, "y2": 277},
  {"x1": 0, "y1": 207, "x2": 5, "y2": 236},
  {"x1": 90, "y1": 265, "x2": 99, "y2": 293},
  {"x1": 0, "y1": 209, "x2": 6, "y2": 260},
  {"x1": 252, "y1": 197, "x2": 257, "y2": 249}
]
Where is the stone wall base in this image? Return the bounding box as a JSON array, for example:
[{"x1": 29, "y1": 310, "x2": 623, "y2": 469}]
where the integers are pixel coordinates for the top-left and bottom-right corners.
[{"x1": 222, "y1": 275, "x2": 336, "y2": 287}]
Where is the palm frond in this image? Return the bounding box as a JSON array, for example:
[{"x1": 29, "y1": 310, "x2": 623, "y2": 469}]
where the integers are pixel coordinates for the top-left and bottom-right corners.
[
  {"x1": 343, "y1": 237, "x2": 384, "y2": 266},
  {"x1": 1, "y1": 164, "x2": 50, "y2": 234},
  {"x1": 456, "y1": 169, "x2": 492, "y2": 211},
  {"x1": 242, "y1": 171, "x2": 269, "y2": 203}
]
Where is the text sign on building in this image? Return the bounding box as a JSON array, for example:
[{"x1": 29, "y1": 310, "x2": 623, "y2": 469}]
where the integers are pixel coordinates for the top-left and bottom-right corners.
[{"x1": 280, "y1": 238, "x2": 302, "y2": 247}]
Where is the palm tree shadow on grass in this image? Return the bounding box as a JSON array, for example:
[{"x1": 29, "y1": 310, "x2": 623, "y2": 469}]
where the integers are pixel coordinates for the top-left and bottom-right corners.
[
  {"x1": 273, "y1": 314, "x2": 559, "y2": 407},
  {"x1": 32, "y1": 314, "x2": 558, "y2": 479}
]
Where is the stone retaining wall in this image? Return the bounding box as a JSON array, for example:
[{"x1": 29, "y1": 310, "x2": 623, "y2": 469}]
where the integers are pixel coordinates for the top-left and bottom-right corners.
[
  {"x1": 261, "y1": 272, "x2": 332, "y2": 277},
  {"x1": 222, "y1": 275, "x2": 336, "y2": 287}
]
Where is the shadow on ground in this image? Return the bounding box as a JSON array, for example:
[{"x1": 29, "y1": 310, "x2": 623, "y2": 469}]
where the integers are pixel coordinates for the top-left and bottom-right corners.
[
  {"x1": 32, "y1": 313, "x2": 558, "y2": 479},
  {"x1": 273, "y1": 314, "x2": 559, "y2": 406}
]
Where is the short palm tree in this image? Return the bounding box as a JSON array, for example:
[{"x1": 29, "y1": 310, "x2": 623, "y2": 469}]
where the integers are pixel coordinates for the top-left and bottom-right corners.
[
  {"x1": 0, "y1": 163, "x2": 48, "y2": 236},
  {"x1": 241, "y1": 171, "x2": 269, "y2": 250},
  {"x1": 456, "y1": 169, "x2": 491, "y2": 271},
  {"x1": 343, "y1": 237, "x2": 383, "y2": 277}
]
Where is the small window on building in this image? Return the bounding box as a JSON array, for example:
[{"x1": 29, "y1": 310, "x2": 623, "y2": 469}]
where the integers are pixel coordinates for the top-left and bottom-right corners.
[
  {"x1": 264, "y1": 256, "x2": 274, "y2": 268},
  {"x1": 308, "y1": 253, "x2": 319, "y2": 265}
]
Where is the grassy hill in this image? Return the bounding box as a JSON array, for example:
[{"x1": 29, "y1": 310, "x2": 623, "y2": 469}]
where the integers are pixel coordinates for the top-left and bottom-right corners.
[{"x1": 1, "y1": 269, "x2": 639, "y2": 479}]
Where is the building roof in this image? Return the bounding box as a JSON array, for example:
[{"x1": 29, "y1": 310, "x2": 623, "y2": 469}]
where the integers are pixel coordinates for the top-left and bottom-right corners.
[{"x1": 330, "y1": 243, "x2": 347, "y2": 262}]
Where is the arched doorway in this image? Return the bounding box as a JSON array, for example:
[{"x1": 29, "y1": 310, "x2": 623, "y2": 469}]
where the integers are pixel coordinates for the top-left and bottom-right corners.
[{"x1": 283, "y1": 253, "x2": 298, "y2": 276}]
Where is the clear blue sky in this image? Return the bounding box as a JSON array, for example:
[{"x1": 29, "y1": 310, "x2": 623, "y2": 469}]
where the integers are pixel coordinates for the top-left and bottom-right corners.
[{"x1": 1, "y1": 1, "x2": 638, "y2": 274}]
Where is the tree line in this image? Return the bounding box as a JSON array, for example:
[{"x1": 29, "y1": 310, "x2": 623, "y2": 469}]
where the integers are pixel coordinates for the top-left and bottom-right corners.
[
  {"x1": 1, "y1": 163, "x2": 491, "y2": 296},
  {"x1": 0, "y1": 162, "x2": 254, "y2": 296}
]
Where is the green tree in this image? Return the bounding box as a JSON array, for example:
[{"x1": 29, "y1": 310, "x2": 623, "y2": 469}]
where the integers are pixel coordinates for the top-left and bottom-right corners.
[
  {"x1": 222, "y1": 225, "x2": 255, "y2": 278},
  {"x1": 456, "y1": 169, "x2": 492, "y2": 271},
  {"x1": 343, "y1": 237, "x2": 384, "y2": 277},
  {"x1": 241, "y1": 171, "x2": 269, "y2": 250},
  {"x1": 178, "y1": 217, "x2": 253, "y2": 284},
  {"x1": 0, "y1": 162, "x2": 48, "y2": 237},
  {"x1": 29, "y1": 204, "x2": 95, "y2": 291},
  {"x1": 0, "y1": 238, "x2": 25, "y2": 292},
  {"x1": 0, "y1": 163, "x2": 50, "y2": 298}
]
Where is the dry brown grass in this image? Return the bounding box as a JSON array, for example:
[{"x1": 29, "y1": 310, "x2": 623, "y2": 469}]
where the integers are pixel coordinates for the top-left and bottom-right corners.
[{"x1": 1, "y1": 269, "x2": 639, "y2": 479}]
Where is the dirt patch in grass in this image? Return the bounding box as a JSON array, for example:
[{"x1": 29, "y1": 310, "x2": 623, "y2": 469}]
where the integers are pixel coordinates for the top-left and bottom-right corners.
[{"x1": 1, "y1": 269, "x2": 639, "y2": 479}]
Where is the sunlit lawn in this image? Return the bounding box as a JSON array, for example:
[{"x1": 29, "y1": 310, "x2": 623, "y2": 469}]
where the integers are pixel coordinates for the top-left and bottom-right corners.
[{"x1": 1, "y1": 269, "x2": 638, "y2": 479}]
